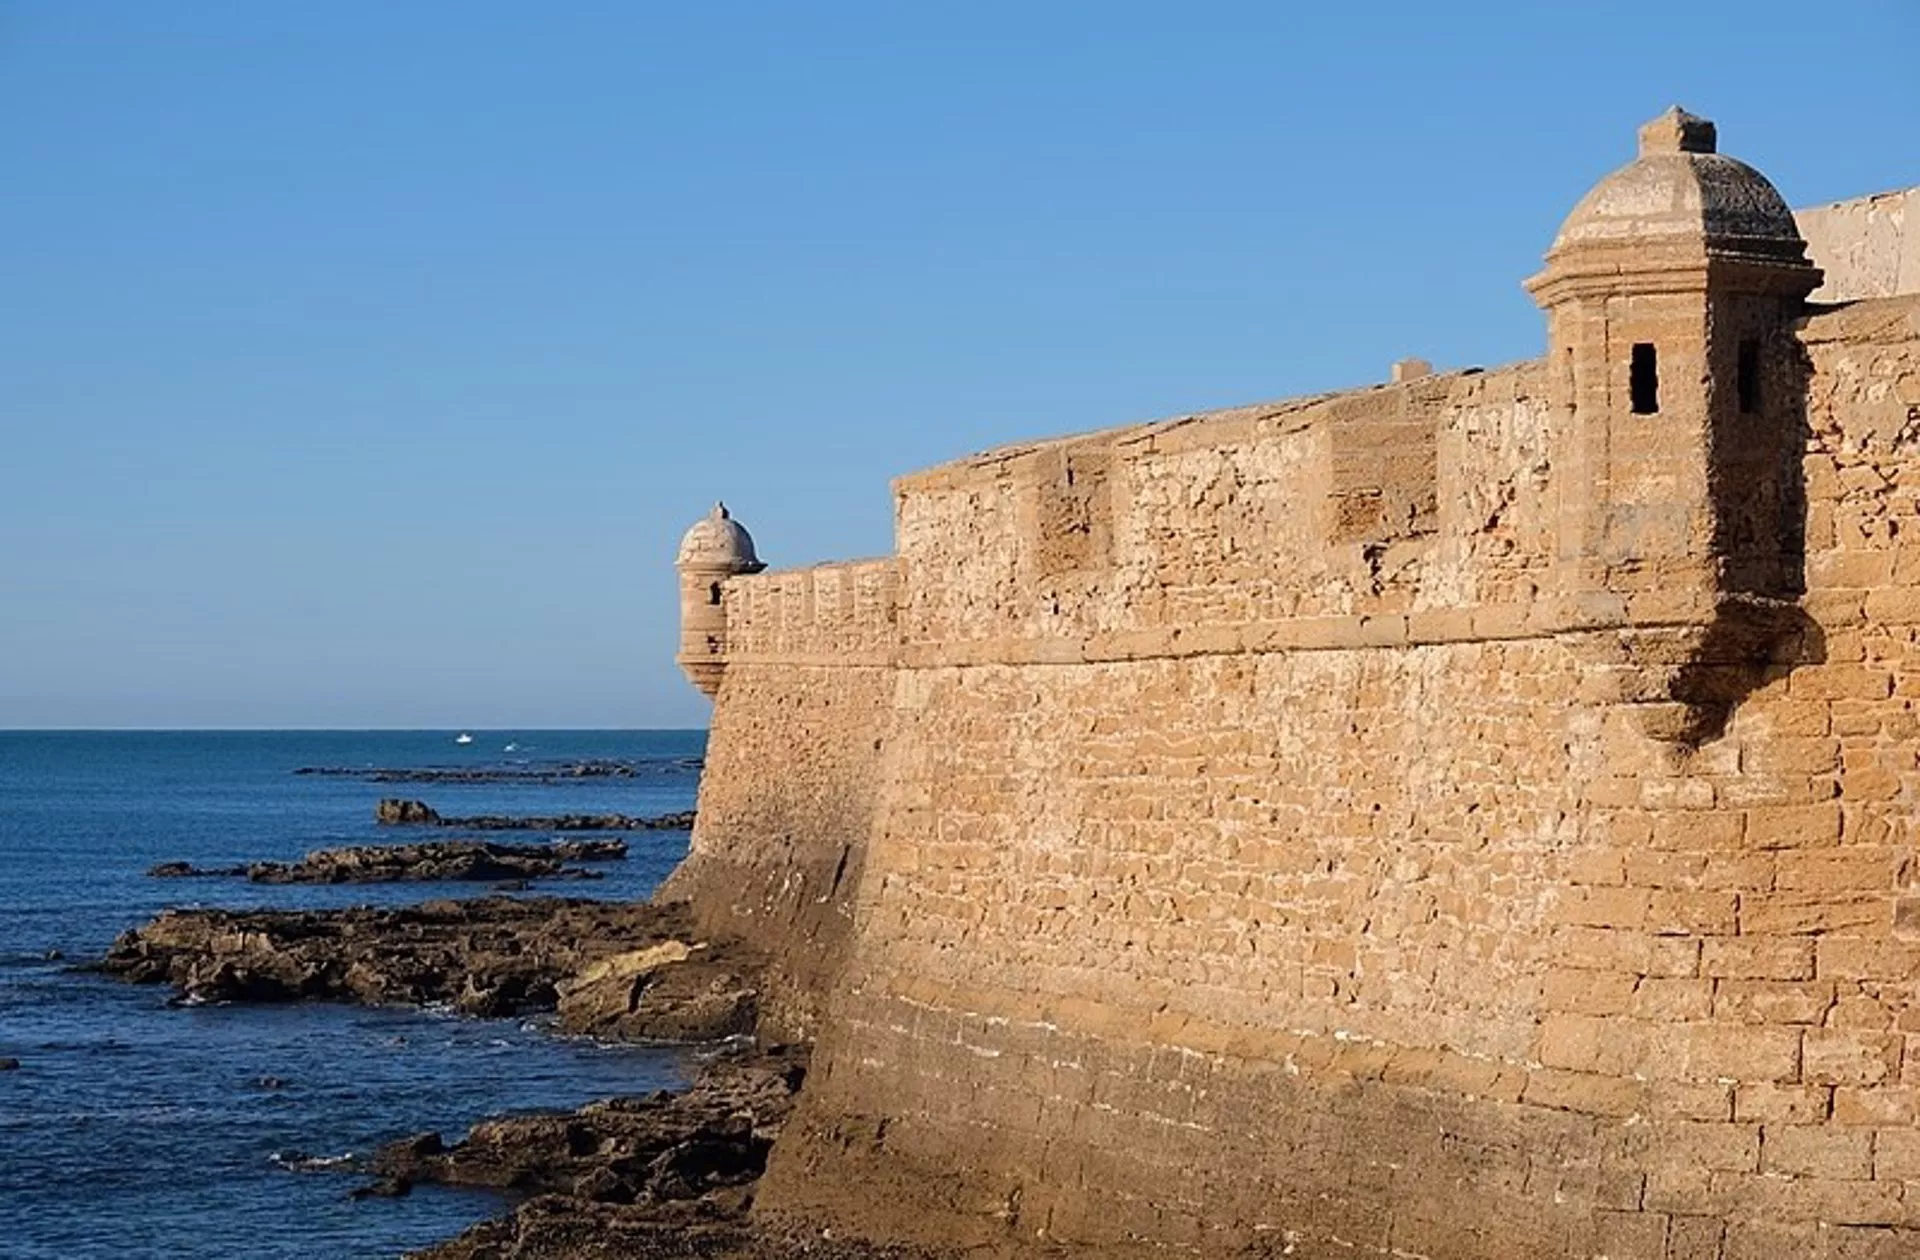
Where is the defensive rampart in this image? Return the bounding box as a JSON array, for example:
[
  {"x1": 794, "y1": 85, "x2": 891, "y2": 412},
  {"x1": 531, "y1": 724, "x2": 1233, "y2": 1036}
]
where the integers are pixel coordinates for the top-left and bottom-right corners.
[
  {"x1": 672, "y1": 116, "x2": 1920, "y2": 1258},
  {"x1": 742, "y1": 297, "x2": 1920, "y2": 1260},
  {"x1": 658, "y1": 557, "x2": 897, "y2": 1042},
  {"x1": 1799, "y1": 188, "x2": 1919, "y2": 304}
]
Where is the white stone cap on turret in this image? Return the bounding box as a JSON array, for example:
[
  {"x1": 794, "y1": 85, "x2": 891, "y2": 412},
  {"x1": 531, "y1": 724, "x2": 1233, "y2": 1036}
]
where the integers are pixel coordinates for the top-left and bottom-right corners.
[
  {"x1": 676, "y1": 502, "x2": 766, "y2": 572},
  {"x1": 1546, "y1": 107, "x2": 1804, "y2": 253}
]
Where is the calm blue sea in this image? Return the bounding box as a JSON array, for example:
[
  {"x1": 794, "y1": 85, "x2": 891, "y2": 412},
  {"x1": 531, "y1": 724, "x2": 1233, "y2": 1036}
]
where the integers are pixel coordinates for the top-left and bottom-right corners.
[{"x1": 0, "y1": 730, "x2": 707, "y2": 1259}]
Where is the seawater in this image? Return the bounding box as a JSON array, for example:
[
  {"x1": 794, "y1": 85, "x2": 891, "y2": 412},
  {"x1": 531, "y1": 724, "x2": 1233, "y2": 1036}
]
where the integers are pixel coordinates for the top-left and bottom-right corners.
[{"x1": 0, "y1": 730, "x2": 705, "y2": 1259}]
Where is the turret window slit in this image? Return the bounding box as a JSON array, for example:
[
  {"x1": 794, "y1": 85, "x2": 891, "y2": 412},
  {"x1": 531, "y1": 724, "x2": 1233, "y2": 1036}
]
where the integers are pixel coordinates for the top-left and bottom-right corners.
[{"x1": 1630, "y1": 343, "x2": 1659, "y2": 414}]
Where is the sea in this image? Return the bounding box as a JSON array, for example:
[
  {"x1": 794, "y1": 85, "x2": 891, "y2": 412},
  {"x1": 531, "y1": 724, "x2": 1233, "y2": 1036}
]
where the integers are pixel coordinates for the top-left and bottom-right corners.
[{"x1": 0, "y1": 730, "x2": 707, "y2": 1259}]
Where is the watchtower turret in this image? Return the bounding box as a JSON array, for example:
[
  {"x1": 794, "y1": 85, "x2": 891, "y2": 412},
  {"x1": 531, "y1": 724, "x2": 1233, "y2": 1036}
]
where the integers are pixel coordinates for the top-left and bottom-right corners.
[
  {"x1": 1526, "y1": 109, "x2": 1823, "y2": 739},
  {"x1": 675, "y1": 502, "x2": 765, "y2": 698}
]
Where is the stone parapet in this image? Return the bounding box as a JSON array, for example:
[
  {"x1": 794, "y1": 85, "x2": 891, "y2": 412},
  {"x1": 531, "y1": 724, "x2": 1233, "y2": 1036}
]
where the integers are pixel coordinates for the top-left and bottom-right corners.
[
  {"x1": 721, "y1": 557, "x2": 898, "y2": 666},
  {"x1": 1799, "y1": 188, "x2": 1920, "y2": 304}
]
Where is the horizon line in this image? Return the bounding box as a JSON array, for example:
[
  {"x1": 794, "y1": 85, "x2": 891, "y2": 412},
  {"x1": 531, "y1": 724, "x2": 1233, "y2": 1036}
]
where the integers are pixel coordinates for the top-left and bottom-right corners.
[{"x1": 0, "y1": 726, "x2": 710, "y2": 734}]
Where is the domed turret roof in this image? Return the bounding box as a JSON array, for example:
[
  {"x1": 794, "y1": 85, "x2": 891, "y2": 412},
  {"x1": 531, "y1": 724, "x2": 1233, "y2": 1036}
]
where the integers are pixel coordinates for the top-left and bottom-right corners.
[
  {"x1": 1549, "y1": 108, "x2": 1802, "y2": 254},
  {"x1": 677, "y1": 502, "x2": 763, "y2": 570}
]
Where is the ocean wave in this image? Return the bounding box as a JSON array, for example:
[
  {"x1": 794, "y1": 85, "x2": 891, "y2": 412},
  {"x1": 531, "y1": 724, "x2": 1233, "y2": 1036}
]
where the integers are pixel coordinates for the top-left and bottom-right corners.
[
  {"x1": 0, "y1": 1104, "x2": 214, "y2": 1126},
  {"x1": 269, "y1": 1150, "x2": 361, "y2": 1173}
]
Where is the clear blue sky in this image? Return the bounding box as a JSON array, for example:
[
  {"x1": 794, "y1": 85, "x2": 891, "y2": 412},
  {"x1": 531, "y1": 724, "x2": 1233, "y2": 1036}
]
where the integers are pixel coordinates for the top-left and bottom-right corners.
[{"x1": 2, "y1": 2, "x2": 1915, "y2": 730}]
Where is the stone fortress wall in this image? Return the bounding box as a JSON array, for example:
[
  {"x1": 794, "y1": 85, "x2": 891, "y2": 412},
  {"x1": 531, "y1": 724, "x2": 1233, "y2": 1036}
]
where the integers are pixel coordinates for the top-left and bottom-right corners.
[
  {"x1": 1799, "y1": 189, "x2": 1917, "y2": 304},
  {"x1": 670, "y1": 117, "x2": 1920, "y2": 1259},
  {"x1": 660, "y1": 558, "x2": 897, "y2": 1042}
]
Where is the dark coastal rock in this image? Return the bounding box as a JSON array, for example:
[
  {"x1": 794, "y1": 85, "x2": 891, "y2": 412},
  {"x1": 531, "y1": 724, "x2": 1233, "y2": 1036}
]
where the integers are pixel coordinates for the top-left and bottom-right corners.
[
  {"x1": 350, "y1": 1176, "x2": 413, "y2": 1200},
  {"x1": 376, "y1": 798, "x2": 442, "y2": 825},
  {"x1": 245, "y1": 840, "x2": 615, "y2": 885},
  {"x1": 99, "y1": 897, "x2": 759, "y2": 1042},
  {"x1": 148, "y1": 860, "x2": 247, "y2": 878},
  {"x1": 0, "y1": 1058, "x2": 19, "y2": 1072},
  {"x1": 554, "y1": 944, "x2": 758, "y2": 1043},
  {"x1": 547, "y1": 838, "x2": 632, "y2": 860},
  {"x1": 376, "y1": 799, "x2": 695, "y2": 833},
  {"x1": 375, "y1": 1048, "x2": 802, "y2": 1197},
  {"x1": 392, "y1": 1047, "x2": 947, "y2": 1260},
  {"x1": 147, "y1": 840, "x2": 625, "y2": 886},
  {"x1": 409, "y1": 1197, "x2": 941, "y2": 1260}
]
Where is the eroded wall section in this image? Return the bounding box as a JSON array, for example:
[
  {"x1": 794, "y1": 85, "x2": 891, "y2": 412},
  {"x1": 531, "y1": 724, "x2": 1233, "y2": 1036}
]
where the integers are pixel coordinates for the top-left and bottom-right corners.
[
  {"x1": 1799, "y1": 189, "x2": 1919, "y2": 304},
  {"x1": 660, "y1": 558, "x2": 896, "y2": 1042},
  {"x1": 760, "y1": 298, "x2": 1920, "y2": 1258}
]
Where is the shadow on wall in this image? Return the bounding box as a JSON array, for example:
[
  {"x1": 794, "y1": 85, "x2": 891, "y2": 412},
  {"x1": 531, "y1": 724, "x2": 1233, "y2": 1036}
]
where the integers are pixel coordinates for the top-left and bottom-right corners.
[{"x1": 1670, "y1": 328, "x2": 1824, "y2": 746}]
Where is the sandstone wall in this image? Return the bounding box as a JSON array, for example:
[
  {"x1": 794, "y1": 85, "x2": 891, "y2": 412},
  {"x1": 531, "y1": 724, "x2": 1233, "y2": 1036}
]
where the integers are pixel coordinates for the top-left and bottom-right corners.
[
  {"x1": 659, "y1": 558, "x2": 897, "y2": 1042},
  {"x1": 1799, "y1": 189, "x2": 1920, "y2": 304},
  {"x1": 752, "y1": 297, "x2": 1920, "y2": 1257}
]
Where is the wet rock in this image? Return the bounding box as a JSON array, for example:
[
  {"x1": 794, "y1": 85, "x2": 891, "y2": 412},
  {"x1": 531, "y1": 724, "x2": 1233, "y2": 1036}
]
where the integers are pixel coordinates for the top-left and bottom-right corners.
[
  {"x1": 376, "y1": 800, "x2": 694, "y2": 833},
  {"x1": 547, "y1": 839, "x2": 632, "y2": 860},
  {"x1": 0, "y1": 1058, "x2": 19, "y2": 1071},
  {"x1": 147, "y1": 840, "x2": 624, "y2": 886},
  {"x1": 245, "y1": 840, "x2": 614, "y2": 885},
  {"x1": 387, "y1": 1132, "x2": 446, "y2": 1161},
  {"x1": 375, "y1": 1047, "x2": 803, "y2": 1210},
  {"x1": 147, "y1": 861, "x2": 247, "y2": 878},
  {"x1": 555, "y1": 943, "x2": 758, "y2": 1043},
  {"x1": 350, "y1": 1175, "x2": 413, "y2": 1200},
  {"x1": 98, "y1": 897, "x2": 757, "y2": 1041},
  {"x1": 376, "y1": 799, "x2": 442, "y2": 825}
]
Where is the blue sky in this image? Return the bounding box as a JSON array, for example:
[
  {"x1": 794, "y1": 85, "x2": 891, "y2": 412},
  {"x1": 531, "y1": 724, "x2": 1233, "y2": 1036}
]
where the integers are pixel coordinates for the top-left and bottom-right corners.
[{"x1": 2, "y1": 2, "x2": 1915, "y2": 729}]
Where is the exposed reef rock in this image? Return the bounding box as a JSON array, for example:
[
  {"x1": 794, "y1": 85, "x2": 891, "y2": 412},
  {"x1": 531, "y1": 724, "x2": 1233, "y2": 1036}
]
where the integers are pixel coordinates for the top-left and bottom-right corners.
[
  {"x1": 145, "y1": 839, "x2": 627, "y2": 885},
  {"x1": 294, "y1": 760, "x2": 698, "y2": 784},
  {"x1": 96, "y1": 897, "x2": 908, "y2": 1258},
  {"x1": 375, "y1": 798, "x2": 697, "y2": 832},
  {"x1": 378, "y1": 1047, "x2": 801, "y2": 1206},
  {"x1": 394, "y1": 1047, "x2": 941, "y2": 1260},
  {"x1": 411, "y1": 1198, "x2": 938, "y2": 1260},
  {"x1": 98, "y1": 897, "x2": 757, "y2": 1034},
  {"x1": 148, "y1": 860, "x2": 245, "y2": 878},
  {"x1": 555, "y1": 942, "x2": 758, "y2": 1043}
]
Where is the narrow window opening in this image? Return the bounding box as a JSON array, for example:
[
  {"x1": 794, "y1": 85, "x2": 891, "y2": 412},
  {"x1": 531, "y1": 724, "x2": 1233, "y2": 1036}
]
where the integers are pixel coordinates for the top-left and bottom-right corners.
[
  {"x1": 1737, "y1": 340, "x2": 1761, "y2": 415},
  {"x1": 1630, "y1": 343, "x2": 1659, "y2": 415},
  {"x1": 708, "y1": 581, "x2": 723, "y2": 606}
]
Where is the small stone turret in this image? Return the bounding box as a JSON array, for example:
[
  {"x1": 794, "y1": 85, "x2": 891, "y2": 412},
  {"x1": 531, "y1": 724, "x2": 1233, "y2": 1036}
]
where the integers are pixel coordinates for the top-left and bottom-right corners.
[
  {"x1": 675, "y1": 502, "x2": 765, "y2": 697},
  {"x1": 1526, "y1": 108, "x2": 1823, "y2": 741}
]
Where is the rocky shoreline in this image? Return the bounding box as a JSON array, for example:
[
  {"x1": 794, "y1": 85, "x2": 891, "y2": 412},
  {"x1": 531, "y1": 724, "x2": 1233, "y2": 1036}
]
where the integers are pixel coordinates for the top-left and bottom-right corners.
[
  {"x1": 99, "y1": 896, "x2": 758, "y2": 1037},
  {"x1": 375, "y1": 798, "x2": 697, "y2": 832},
  {"x1": 386, "y1": 1042, "x2": 941, "y2": 1260},
  {"x1": 94, "y1": 893, "x2": 938, "y2": 1258},
  {"x1": 146, "y1": 837, "x2": 628, "y2": 885}
]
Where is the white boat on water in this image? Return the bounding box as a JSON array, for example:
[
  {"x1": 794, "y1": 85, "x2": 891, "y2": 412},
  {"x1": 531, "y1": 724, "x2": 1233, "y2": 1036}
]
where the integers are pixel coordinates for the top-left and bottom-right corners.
[{"x1": 454, "y1": 733, "x2": 474, "y2": 745}]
